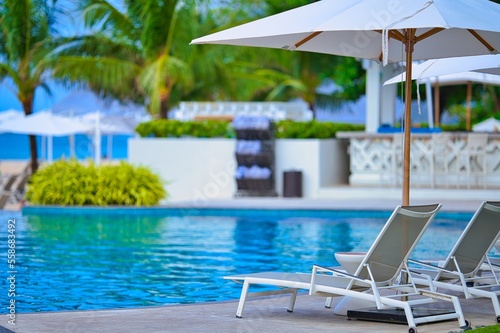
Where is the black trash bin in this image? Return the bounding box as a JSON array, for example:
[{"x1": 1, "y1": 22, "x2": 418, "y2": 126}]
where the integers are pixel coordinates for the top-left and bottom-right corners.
[{"x1": 283, "y1": 170, "x2": 302, "y2": 197}]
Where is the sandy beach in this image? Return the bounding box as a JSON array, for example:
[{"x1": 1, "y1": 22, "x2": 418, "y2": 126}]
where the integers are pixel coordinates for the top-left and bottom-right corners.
[{"x1": 0, "y1": 160, "x2": 29, "y2": 176}]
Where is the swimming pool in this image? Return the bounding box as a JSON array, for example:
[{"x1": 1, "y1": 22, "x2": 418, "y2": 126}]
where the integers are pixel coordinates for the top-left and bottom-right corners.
[{"x1": 0, "y1": 208, "x2": 474, "y2": 313}]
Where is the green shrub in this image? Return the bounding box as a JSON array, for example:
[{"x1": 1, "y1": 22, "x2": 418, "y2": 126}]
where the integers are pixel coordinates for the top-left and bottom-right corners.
[
  {"x1": 136, "y1": 119, "x2": 234, "y2": 138},
  {"x1": 26, "y1": 160, "x2": 167, "y2": 206},
  {"x1": 136, "y1": 119, "x2": 364, "y2": 139},
  {"x1": 275, "y1": 120, "x2": 364, "y2": 139}
]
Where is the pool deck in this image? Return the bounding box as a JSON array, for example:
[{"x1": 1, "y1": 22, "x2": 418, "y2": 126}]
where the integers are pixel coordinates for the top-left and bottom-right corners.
[
  {"x1": 2, "y1": 196, "x2": 500, "y2": 332},
  {"x1": 161, "y1": 195, "x2": 490, "y2": 213},
  {"x1": 1, "y1": 290, "x2": 496, "y2": 333}
]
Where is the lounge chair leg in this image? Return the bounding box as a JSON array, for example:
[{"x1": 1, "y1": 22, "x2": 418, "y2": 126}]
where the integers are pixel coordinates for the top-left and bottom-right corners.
[
  {"x1": 488, "y1": 293, "x2": 500, "y2": 320},
  {"x1": 287, "y1": 290, "x2": 297, "y2": 312},
  {"x1": 402, "y1": 303, "x2": 417, "y2": 329},
  {"x1": 467, "y1": 287, "x2": 500, "y2": 320},
  {"x1": 451, "y1": 295, "x2": 468, "y2": 329},
  {"x1": 236, "y1": 281, "x2": 250, "y2": 318}
]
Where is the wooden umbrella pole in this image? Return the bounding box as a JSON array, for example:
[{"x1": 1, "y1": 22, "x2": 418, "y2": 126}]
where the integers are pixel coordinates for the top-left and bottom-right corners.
[
  {"x1": 403, "y1": 29, "x2": 416, "y2": 206},
  {"x1": 434, "y1": 81, "x2": 440, "y2": 127},
  {"x1": 467, "y1": 81, "x2": 472, "y2": 132}
]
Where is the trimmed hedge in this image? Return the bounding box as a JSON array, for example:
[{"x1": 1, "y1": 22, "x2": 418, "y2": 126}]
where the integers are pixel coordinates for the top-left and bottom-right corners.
[
  {"x1": 136, "y1": 119, "x2": 234, "y2": 138},
  {"x1": 274, "y1": 120, "x2": 364, "y2": 139},
  {"x1": 136, "y1": 119, "x2": 364, "y2": 139},
  {"x1": 26, "y1": 160, "x2": 167, "y2": 206}
]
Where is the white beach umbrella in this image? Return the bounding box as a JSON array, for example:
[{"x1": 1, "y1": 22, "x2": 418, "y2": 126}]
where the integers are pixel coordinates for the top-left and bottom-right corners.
[
  {"x1": 385, "y1": 55, "x2": 500, "y2": 130},
  {"x1": 0, "y1": 111, "x2": 93, "y2": 162},
  {"x1": 473, "y1": 117, "x2": 500, "y2": 132},
  {"x1": 191, "y1": 0, "x2": 500, "y2": 205},
  {"x1": 0, "y1": 109, "x2": 24, "y2": 125},
  {"x1": 78, "y1": 111, "x2": 138, "y2": 163},
  {"x1": 0, "y1": 111, "x2": 93, "y2": 136},
  {"x1": 384, "y1": 54, "x2": 500, "y2": 85},
  {"x1": 429, "y1": 72, "x2": 500, "y2": 130},
  {"x1": 425, "y1": 72, "x2": 500, "y2": 86}
]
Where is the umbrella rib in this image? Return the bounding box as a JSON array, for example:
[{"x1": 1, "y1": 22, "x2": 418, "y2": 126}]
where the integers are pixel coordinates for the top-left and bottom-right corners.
[
  {"x1": 375, "y1": 29, "x2": 405, "y2": 42},
  {"x1": 415, "y1": 28, "x2": 445, "y2": 42},
  {"x1": 294, "y1": 31, "x2": 322, "y2": 48},
  {"x1": 389, "y1": 30, "x2": 406, "y2": 42},
  {"x1": 375, "y1": 30, "x2": 405, "y2": 62},
  {"x1": 467, "y1": 29, "x2": 496, "y2": 52}
]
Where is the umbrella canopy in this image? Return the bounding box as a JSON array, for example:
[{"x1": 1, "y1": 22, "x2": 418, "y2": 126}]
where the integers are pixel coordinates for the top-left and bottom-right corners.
[
  {"x1": 384, "y1": 54, "x2": 500, "y2": 85},
  {"x1": 0, "y1": 111, "x2": 93, "y2": 136},
  {"x1": 192, "y1": 0, "x2": 500, "y2": 63},
  {"x1": 0, "y1": 111, "x2": 93, "y2": 163},
  {"x1": 80, "y1": 112, "x2": 137, "y2": 135},
  {"x1": 79, "y1": 112, "x2": 138, "y2": 164},
  {"x1": 473, "y1": 117, "x2": 500, "y2": 132},
  {"x1": 191, "y1": 0, "x2": 500, "y2": 205},
  {"x1": 425, "y1": 71, "x2": 500, "y2": 86},
  {"x1": 0, "y1": 109, "x2": 24, "y2": 124},
  {"x1": 384, "y1": 55, "x2": 500, "y2": 130}
]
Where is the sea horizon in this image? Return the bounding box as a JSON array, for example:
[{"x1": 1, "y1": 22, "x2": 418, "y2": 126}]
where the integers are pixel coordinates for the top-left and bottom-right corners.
[{"x1": 0, "y1": 133, "x2": 130, "y2": 161}]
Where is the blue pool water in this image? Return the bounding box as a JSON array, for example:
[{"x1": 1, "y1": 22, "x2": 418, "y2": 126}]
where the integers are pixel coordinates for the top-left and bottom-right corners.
[{"x1": 0, "y1": 208, "x2": 473, "y2": 314}]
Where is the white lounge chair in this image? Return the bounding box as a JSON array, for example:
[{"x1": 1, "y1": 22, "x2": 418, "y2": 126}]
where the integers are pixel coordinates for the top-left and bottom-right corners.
[
  {"x1": 225, "y1": 204, "x2": 470, "y2": 333},
  {"x1": 409, "y1": 201, "x2": 500, "y2": 323}
]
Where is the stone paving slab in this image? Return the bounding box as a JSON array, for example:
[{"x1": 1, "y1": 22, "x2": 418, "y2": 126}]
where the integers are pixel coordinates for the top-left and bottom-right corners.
[{"x1": 1, "y1": 293, "x2": 497, "y2": 333}]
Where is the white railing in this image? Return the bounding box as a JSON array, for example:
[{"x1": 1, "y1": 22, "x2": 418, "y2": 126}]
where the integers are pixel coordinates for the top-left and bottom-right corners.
[
  {"x1": 172, "y1": 101, "x2": 313, "y2": 121},
  {"x1": 337, "y1": 132, "x2": 500, "y2": 189}
]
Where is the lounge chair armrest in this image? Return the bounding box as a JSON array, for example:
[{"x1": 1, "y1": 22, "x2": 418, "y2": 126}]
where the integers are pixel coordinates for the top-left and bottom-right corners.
[
  {"x1": 313, "y1": 264, "x2": 357, "y2": 279},
  {"x1": 408, "y1": 258, "x2": 460, "y2": 276},
  {"x1": 312, "y1": 264, "x2": 372, "y2": 285}
]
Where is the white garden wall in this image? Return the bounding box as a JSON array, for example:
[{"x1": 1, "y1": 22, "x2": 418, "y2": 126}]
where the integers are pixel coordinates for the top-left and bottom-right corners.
[{"x1": 128, "y1": 138, "x2": 349, "y2": 202}]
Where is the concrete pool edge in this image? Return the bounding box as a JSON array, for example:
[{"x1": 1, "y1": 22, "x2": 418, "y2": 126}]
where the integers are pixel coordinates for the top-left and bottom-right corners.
[
  {"x1": 19, "y1": 198, "x2": 478, "y2": 220},
  {"x1": 0, "y1": 292, "x2": 496, "y2": 333}
]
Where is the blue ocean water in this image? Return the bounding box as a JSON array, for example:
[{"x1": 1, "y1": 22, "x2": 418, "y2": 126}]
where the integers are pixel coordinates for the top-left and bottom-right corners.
[{"x1": 0, "y1": 133, "x2": 131, "y2": 160}]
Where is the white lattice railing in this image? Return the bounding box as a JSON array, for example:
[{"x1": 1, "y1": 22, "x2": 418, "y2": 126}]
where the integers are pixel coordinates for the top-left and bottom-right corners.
[{"x1": 337, "y1": 132, "x2": 500, "y2": 189}]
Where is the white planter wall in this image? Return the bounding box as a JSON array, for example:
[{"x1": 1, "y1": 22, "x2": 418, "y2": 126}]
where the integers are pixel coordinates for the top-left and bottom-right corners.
[
  {"x1": 128, "y1": 138, "x2": 349, "y2": 202},
  {"x1": 275, "y1": 139, "x2": 349, "y2": 198}
]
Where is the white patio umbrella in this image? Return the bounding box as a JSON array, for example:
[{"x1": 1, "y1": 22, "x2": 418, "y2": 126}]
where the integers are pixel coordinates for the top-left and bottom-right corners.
[
  {"x1": 191, "y1": 0, "x2": 500, "y2": 205},
  {"x1": 79, "y1": 111, "x2": 137, "y2": 163},
  {"x1": 385, "y1": 54, "x2": 500, "y2": 85},
  {"x1": 473, "y1": 117, "x2": 500, "y2": 132},
  {"x1": 385, "y1": 55, "x2": 500, "y2": 130},
  {"x1": 0, "y1": 111, "x2": 93, "y2": 162},
  {"x1": 0, "y1": 109, "x2": 24, "y2": 125},
  {"x1": 428, "y1": 72, "x2": 500, "y2": 130}
]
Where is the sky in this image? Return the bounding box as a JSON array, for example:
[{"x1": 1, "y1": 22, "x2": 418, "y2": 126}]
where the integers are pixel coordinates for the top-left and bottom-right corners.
[
  {"x1": 0, "y1": 79, "x2": 73, "y2": 112},
  {"x1": 0, "y1": 0, "x2": 83, "y2": 113}
]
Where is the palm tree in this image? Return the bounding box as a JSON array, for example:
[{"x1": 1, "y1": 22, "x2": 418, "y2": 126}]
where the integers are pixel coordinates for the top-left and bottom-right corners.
[
  {"x1": 198, "y1": 0, "x2": 365, "y2": 117},
  {"x1": 0, "y1": 0, "x2": 65, "y2": 172},
  {"x1": 51, "y1": 0, "x2": 232, "y2": 119}
]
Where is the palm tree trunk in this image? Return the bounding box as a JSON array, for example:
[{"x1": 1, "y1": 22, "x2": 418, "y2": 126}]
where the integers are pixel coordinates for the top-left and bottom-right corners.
[
  {"x1": 28, "y1": 135, "x2": 38, "y2": 172},
  {"x1": 487, "y1": 86, "x2": 500, "y2": 114},
  {"x1": 159, "y1": 97, "x2": 170, "y2": 119},
  {"x1": 308, "y1": 101, "x2": 316, "y2": 120},
  {"x1": 22, "y1": 98, "x2": 38, "y2": 173}
]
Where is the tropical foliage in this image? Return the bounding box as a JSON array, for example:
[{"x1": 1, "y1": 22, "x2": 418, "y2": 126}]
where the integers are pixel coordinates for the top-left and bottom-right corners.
[
  {"x1": 26, "y1": 160, "x2": 167, "y2": 206},
  {"x1": 136, "y1": 119, "x2": 234, "y2": 138},
  {"x1": 136, "y1": 119, "x2": 364, "y2": 139},
  {"x1": 274, "y1": 120, "x2": 364, "y2": 139},
  {"x1": 46, "y1": 0, "x2": 366, "y2": 119},
  {"x1": 0, "y1": 0, "x2": 65, "y2": 172}
]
